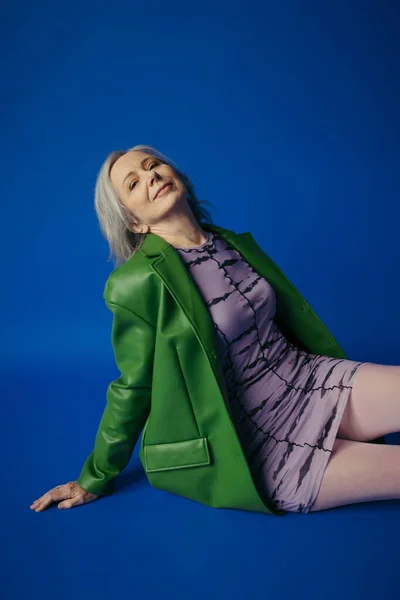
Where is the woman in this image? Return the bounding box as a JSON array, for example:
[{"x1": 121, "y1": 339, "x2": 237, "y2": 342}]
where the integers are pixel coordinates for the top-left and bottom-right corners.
[{"x1": 30, "y1": 145, "x2": 399, "y2": 516}]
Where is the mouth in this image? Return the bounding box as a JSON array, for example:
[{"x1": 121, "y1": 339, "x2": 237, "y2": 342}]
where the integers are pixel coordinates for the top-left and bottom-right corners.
[{"x1": 154, "y1": 182, "x2": 172, "y2": 201}]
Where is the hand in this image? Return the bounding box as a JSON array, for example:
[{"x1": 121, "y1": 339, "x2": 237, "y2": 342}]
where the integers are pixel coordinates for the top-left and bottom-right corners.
[{"x1": 30, "y1": 481, "x2": 99, "y2": 512}]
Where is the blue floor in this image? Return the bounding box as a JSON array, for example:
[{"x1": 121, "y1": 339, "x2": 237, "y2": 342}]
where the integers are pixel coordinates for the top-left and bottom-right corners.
[
  {"x1": 3, "y1": 0, "x2": 400, "y2": 596},
  {"x1": 4, "y1": 359, "x2": 400, "y2": 600}
]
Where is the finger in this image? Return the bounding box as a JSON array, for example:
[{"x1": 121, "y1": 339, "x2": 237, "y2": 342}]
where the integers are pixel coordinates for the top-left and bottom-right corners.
[
  {"x1": 58, "y1": 496, "x2": 85, "y2": 510},
  {"x1": 31, "y1": 496, "x2": 57, "y2": 512},
  {"x1": 30, "y1": 500, "x2": 45, "y2": 512},
  {"x1": 30, "y1": 484, "x2": 74, "y2": 511}
]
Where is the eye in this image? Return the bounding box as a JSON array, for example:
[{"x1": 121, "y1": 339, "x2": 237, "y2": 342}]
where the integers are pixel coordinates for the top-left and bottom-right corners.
[{"x1": 129, "y1": 162, "x2": 159, "y2": 191}]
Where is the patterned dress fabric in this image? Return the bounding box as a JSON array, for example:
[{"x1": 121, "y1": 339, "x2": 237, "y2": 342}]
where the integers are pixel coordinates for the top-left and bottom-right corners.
[{"x1": 174, "y1": 230, "x2": 367, "y2": 513}]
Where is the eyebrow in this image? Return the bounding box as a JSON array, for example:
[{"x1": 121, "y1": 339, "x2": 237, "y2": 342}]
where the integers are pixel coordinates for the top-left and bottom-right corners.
[{"x1": 122, "y1": 156, "x2": 155, "y2": 188}]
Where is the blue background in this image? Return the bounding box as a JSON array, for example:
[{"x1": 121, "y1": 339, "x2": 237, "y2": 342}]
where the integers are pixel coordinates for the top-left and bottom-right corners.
[{"x1": 3, "y1": 1, "x2": 400, "y2": 599}]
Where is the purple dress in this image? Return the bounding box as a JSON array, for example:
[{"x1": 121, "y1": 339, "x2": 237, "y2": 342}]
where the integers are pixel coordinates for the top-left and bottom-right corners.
[{"x1": 174, "y1": 230, "x2": 367, "y2": 513}]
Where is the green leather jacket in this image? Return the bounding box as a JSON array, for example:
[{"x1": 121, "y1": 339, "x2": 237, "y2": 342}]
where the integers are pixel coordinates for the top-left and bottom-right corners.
[{"x1": 77, "y1": 223, "x2": 386, "y2": 516}]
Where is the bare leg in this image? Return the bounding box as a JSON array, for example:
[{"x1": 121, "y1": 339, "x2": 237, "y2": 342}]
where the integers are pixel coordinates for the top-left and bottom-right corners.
[
  {"x1": 338, "y1": 363, "x2": 400, "y2": 441},
  {"x1": 308, "y1": 437, "x2": 400, "y2": 512}
]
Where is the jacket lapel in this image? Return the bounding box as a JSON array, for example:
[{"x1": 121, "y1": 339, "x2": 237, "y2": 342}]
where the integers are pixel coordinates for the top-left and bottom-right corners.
[{"x1": 139, "y1": 223, "x2": 288, "y2": 394}]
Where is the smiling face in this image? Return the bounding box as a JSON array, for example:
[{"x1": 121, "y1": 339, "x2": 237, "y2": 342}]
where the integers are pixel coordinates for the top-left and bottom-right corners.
[{"x1": 109, "y1": 150, "x2": 188, "y2": 234}]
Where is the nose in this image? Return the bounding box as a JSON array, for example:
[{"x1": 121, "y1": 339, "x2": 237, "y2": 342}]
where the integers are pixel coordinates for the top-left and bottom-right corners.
[
  {"x1": 148, "y1": 169, "x2": 162, "y2": 187},
  {"x1": 148, "y1": 170, "x2": 165, "y2": 199}
]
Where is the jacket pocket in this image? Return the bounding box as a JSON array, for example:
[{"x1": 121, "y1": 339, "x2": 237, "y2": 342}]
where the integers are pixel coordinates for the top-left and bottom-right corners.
[{"x1": 144, "y1": 437, "x2": 210, "y2": 473}]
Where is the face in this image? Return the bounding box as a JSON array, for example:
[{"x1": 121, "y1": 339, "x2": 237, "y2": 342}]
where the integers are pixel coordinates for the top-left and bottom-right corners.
[{"x1": 109, "y1": 150, "x2": 187, "y2": 234}]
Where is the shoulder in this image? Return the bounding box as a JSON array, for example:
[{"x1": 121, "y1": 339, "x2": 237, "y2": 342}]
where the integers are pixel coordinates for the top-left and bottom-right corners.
[
  {"x1": 102, "y1": 222, "x2": 235, "y2": 318},
  {"x1": 103, "y1": 253, "x2": 160, "y2": 325}
]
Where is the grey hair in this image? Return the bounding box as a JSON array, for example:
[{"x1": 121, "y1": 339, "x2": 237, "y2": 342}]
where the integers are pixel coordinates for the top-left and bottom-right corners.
[{"x1": 94, "y1": 144, "x2": 216, "y2": 267}]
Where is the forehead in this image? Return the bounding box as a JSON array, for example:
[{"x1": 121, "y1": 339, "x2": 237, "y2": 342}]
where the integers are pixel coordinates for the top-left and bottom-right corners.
[{"x1": 111, "y1": 150, "x2": 151, "y2": 181}]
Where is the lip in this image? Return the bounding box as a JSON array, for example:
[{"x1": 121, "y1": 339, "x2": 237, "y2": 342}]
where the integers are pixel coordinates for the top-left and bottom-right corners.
[{"x1": 154, "y1": 182, "x2": 172, "y2": 200}]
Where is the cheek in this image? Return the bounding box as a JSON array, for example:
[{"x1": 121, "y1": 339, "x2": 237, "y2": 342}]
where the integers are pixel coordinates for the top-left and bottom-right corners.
[{"x1": 172, "y1": 176, "x2": 184, "y2": 191}]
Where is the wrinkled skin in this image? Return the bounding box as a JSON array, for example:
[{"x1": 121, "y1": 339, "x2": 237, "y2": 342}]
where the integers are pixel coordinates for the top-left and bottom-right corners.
[{"x1": 30, "y1": 481, "x2": 98, "y2": 512}]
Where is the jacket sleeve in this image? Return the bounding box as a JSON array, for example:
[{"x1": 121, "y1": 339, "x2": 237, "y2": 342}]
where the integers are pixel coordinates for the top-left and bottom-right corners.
[{"x1": 76, "y1": 300, "x2": 155, "y2": 496}]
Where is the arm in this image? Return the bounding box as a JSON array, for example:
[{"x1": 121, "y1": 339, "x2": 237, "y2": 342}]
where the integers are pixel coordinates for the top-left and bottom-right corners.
[{"x1": 76, "y1": 300, "x2": 155, "y2": 496}]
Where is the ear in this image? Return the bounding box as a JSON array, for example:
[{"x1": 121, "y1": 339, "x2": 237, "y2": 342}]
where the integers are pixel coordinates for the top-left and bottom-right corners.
[
  {"x1": 126, "y1": 212, "x2": 142, "y2": 234},
  {"x1": 130, "y1": 222, "x2": 149, "y2": 234}
]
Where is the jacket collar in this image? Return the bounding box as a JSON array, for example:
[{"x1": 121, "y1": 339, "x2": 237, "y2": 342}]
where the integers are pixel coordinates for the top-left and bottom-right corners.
[{"x1": 137, "y1": 223, "x2": 283, "y2": 397}]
